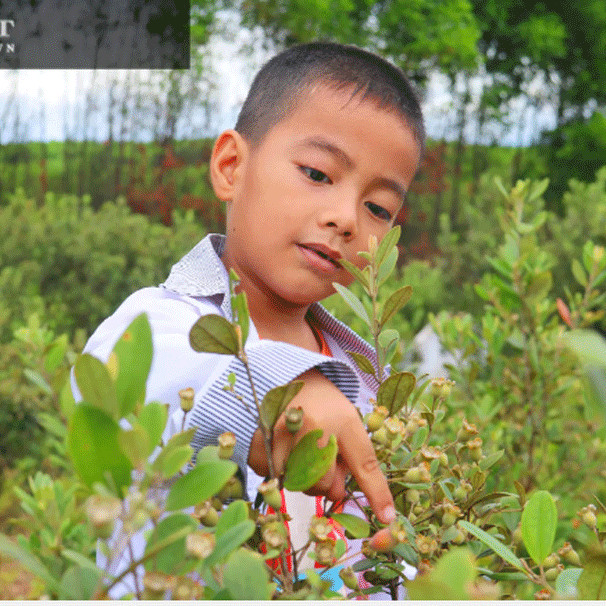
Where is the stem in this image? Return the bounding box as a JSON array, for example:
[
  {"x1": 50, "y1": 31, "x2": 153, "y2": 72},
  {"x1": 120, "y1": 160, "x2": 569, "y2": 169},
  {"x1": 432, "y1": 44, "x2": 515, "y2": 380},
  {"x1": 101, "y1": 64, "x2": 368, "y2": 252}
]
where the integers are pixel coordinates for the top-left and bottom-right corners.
[
  {"x1": 239, "y1": 352, "x2": 293, "y2": 590},
  {"x1": 239, "y1": 353, "x2": 276, "y2": 480},
  {"x1": 97, "y1": 525, "x2": 192, "y2": 598},
  {"x1": 127, "y1": 542, "x2": 141, "y2": 600}
]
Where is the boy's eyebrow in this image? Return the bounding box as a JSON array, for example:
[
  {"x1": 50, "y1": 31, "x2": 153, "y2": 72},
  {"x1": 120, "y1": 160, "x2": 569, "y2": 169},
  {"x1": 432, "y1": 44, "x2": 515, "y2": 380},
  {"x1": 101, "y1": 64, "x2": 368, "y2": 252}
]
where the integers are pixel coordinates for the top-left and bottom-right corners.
[
  {"x1": 295, "y1": 136, "x2": 355, "y2": 169},
  {"x1": 294, "y1": 136, "x2": 407, "y2": 201}
]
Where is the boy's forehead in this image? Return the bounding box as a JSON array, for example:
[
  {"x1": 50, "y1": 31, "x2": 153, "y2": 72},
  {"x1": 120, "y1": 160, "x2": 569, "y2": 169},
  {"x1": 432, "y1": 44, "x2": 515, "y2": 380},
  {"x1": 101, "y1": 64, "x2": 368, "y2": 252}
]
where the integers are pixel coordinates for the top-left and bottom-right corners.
[{"x1": 275, "y1": 82, "x2": 416, "y2": 142}]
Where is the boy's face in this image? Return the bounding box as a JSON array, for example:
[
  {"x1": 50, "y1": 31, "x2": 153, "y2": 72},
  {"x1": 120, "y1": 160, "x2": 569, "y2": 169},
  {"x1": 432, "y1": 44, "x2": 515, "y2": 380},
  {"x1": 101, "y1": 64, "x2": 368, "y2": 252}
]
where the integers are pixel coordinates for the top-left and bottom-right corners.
[{"x1": 218, "y1": 85, "x2": 420, "y2": 309}]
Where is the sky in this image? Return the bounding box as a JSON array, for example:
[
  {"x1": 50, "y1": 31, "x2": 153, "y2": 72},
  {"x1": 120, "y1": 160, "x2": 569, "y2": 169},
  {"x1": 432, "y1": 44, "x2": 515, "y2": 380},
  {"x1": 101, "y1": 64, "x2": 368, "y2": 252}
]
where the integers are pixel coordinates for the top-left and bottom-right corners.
[{"x1": 0, "y1": 14, "x2": 558, "y2": 146}]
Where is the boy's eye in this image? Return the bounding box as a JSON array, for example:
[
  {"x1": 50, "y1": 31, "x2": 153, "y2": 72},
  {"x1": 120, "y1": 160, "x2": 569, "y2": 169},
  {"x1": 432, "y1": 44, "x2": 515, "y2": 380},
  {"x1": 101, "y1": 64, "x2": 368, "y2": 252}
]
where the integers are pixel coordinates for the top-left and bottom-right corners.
[
  {"x1": 300, "y1": 166, "x2": 331, "y2": 184},
  {"x1": 365, "y1": 201, "x2": 392, "y2": 222}
]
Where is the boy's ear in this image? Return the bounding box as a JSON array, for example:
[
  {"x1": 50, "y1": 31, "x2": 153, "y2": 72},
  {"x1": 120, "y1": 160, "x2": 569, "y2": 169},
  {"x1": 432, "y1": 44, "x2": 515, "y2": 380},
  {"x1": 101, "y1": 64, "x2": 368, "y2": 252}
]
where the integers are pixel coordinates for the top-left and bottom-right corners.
[{"x1": 209, "y1": 129, "x2": 249, "y2": 202}]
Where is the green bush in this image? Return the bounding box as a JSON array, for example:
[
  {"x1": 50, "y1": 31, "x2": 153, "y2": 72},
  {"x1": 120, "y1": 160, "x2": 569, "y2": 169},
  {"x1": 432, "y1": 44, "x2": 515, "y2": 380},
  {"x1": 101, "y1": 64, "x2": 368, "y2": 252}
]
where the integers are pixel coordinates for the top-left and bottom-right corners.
[
  {"x1": 0, "y1": 190, "x2": 207, "y2": 339},
  {"x1": 2, "y1": 219, "x2": 605, "y2": 600}
]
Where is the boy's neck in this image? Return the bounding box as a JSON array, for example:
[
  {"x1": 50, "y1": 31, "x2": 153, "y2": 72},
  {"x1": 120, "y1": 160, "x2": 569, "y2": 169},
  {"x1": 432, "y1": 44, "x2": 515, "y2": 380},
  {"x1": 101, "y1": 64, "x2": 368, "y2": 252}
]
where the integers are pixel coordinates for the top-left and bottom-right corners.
[{"x1": 245, "y1": 290, "x2": 321, "y2": 353}]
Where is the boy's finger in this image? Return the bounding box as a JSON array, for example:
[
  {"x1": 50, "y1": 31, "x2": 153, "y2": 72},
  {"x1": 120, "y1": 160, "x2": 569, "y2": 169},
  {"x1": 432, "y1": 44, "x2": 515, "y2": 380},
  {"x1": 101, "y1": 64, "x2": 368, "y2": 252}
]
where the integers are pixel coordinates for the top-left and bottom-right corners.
[{"x1": 339, "y1": 424, "x2": 395, "y2": 524}]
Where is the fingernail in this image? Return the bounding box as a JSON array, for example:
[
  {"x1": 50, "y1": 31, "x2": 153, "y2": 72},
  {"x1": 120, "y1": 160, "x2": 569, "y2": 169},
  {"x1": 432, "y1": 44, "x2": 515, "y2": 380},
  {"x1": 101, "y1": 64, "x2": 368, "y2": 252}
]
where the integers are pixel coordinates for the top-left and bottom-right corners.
[{"x1": 381, "y1": 505, "x2": 396, "y2": 523}]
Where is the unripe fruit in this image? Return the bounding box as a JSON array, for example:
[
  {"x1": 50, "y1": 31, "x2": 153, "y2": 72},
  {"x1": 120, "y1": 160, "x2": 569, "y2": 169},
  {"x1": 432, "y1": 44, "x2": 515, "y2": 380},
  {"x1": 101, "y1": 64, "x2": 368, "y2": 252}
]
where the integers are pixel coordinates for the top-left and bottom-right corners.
[
  {"x1": 143, "y1": 571, "x2": 174, "y2": 600},
  {"x1": 545, "y1": 565, "x2": 563, "y2": 581},
  {"x1": 558, "y1": 542, "x2": 582, "y2": 567},
  {"x1": 218, "y1": 476, "x2": 243, "y2": 501},
  {"x1": 453, "y1": 485, "x2": 468, "y2": 501},
  {"x1": 85, "y1": 494, "x2": 122, "y2": 540},
  {"x1": 457, "y1": 419, "x2": 479, "y2": 442},
  {"x1": 186, "y1": 531, "x2": 215, "y2": 559},
  {"x1": 315, "y1": 539, "x2": 337, "y2": 566},
  {"x1": 406, "y1": 489, "x2": 421, "y2": 504},
  {"x1": 285, "y1": 406, "x2": 304, "y2": 434},
  {"x1": 339, "y1": 567, "x2": 359, "y2": 591},
  {"x1": 259, "y1": 478, "x2": 282, "y2": 511},
  {"x1": 262, "y1": 521, "x2": 287, "y2": 551},
  {"x1": 430, "y1": 377, "x2": 454, "y2": 399},
  {"x1": 194, "y1": 500, "x2": 219, "y2": 527},
  {"x1": 217, "y1": 431, "x2": 236, "y2": 459},
  {"x1": 404, "y1": 467, "x2": 423, "y2": 483},
  {"x1": 542, "y1": 554, "x2": 559, "y2": 569},
  {"x1": 372, "y1": 426, "x2": 391, "y2": 446},
  {"x1": 309, "y1": 516, "x2": 332, "y2": 542},
  {"x1": 385, "y1": 417, "x2": 404, "y2": 439},
  {"x1": 582, "y1": 510, "x2": 597, "y2": 528},
  {"x1": 366, "y1": 406, "x2": 389, "y2": 432},
  {"x1": 179, "y1": 387, "x2": 195, "y2": 412}
]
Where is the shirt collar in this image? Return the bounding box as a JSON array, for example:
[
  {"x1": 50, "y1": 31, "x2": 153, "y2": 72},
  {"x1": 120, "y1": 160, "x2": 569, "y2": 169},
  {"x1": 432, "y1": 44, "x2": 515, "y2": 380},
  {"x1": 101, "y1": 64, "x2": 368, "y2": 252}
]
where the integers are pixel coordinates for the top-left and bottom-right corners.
[{"x1": 161, "y1": 233, "x2": 232, "y2": 316}]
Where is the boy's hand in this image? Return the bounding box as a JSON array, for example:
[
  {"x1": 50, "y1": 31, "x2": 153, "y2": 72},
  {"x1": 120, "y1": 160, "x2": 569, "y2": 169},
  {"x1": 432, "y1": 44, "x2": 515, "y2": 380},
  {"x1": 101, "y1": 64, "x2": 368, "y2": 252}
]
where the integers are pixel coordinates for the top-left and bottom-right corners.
[{"x1": 248, "y1": 369, "x2": 396, "y2": 524}]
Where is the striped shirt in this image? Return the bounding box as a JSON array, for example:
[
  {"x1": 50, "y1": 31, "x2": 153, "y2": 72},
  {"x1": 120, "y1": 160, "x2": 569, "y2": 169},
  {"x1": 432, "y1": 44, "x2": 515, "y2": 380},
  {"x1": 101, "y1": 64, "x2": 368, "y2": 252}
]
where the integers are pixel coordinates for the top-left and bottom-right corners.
[{"x1": 81, "y1": 233, "x2": 381, "y2": 493}]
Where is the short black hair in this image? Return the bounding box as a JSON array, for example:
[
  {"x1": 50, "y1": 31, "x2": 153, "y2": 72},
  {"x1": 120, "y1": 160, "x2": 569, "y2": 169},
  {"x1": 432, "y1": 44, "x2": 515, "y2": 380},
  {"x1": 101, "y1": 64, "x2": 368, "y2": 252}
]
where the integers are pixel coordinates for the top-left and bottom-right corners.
[{"x1": 235, "y1": 41, "x2": 425, "y2": 152}]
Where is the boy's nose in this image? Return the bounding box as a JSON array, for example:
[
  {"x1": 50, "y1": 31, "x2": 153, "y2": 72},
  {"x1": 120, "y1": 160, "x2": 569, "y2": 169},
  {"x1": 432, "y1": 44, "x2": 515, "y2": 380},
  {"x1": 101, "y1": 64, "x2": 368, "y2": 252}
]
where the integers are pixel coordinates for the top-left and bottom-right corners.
[{"x1": 319, "y1": 196, "x2": 358, "y2": 239}]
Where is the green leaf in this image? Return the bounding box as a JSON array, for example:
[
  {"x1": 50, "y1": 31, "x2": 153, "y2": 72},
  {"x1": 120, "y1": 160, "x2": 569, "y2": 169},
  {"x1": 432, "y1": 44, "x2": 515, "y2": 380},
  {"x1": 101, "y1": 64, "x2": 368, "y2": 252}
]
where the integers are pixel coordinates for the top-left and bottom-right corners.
[
  {"x1": 526, "y1": 271, "x2": 552, "y2": 303},
  {"x1": 137, "y1": 401, "x2": 168, "y2": 456},
  {"x1": 407, "y1": 547, "x2": 476, "y2": 600},
  {"x1": 205, "y1": 521, "x2": 256, "y2": 568},
  {"x1": 153, "y1": 444, "x2": 193, "y2": 478},
  {"x1": 562, "y1": 329, "x2": 606, "y2": 367},
  {"x1": 67, "y1": 404, "x2": 132, "y2": 491},
  {"x1": 339, "y1": 258, "x2": 370, "y2": 289},
  {"x1": 347, "y1": 351, "x2": 376, "y2": 376},
  {"x1": 479, "y1": 449, "x2": 505, "y2": 471},
  {"x1": 375, "y1": 225, "x2": 401, "y2": 268},
  {"x1": 283, "y1": 429, "x2": 338, "y2": 492},
  {"x1": 458, "y1": 521, "x2": 525, "y2": 572},
  {"x1": 44, "y1": 334, "x2": 68, "y2": 373},
  {"x1": 331, "y1": 513, "x2": 370, "y2": 538},
  {"x1": 572, "y1": 258, "x2": 588, "y2": 287},
  {"x1": 351, "y1": 557, "x2": 380, "y2": 572},
  {"x1": 59, "y1": 566, "x2": 102, "y2": 600},
  {"x1": 555, "y1": 567, "x2": 582, "y2": 599},
  {"x1": 118, "y1": 424, "x2": 150, "y2": 468},
  {"x1": 377, "y1": 246, "x2": 398, "y2": 284},
  {"x1": 0, "y1": 534, "x2": 60, "y2": 594},
  {"x1": 216, "y1": 500, "x2": 249, "y2": 538},
  {"x1": 378, "y1": 328, "x2": 399, "y2": 350},
  {"x1": 521, "y1": 490, "x2": 557, "y2": 566},
  {"x1": 145, "y1": 512, "x2": 198, "y2": 574},
  {"x1": 195, "y1": 445, "x2": 222, "y2": 463},
  {"x1": 231, "y1": 291, "x2": 250, "y2": 347},
  {"x1": 60, "y1": 549, "x2": 101, "y2": 573},
  {"x1": 113, "y1": 313, "x2": 153, "y2": 417},
  {"x1": 59, "y1": 378, "x2": 76, "y2": 419},
  {"x1": 259, "y1": 381, "x2": 304, "y2": 430},
  {"x1": 37, "y1": 412, "x2": 67, "y2": 440},
  {"x1": 73, "y1": 354, "x2": 119, "y2": 420},
  {"x1": 332, "y1": 283, "x2": 371, "y2": 326},
  {"x1": 222, "y1": 549, "x2": 274, "y2": 601},
  {"x1": 380, "y1": 285, "x2": 413, "y2": 327},
  {"x1": 189, "y1": 314, "x2": 239, "y2": 355},
  {"x1": 410, "y1": 425, "x2": 429, "y2": 450},
  {"x1": 165, "y1": 460, "x2": 237, "y2": 511},
  {"x1": 578, "y1": 555, "x2": 606, "y2": 599},
  {"x1": 151, "y1": 428, "x2": 196, "y2": 477},
  {"x1": 164, "y1": 426, "x2": 197, "y2": 450},
  {"x1": 23, "y1": 368, "x2": 53, "y2": 395},
  {"x1": 376, "y1": 371, "x2": 416, "y2": 416}
]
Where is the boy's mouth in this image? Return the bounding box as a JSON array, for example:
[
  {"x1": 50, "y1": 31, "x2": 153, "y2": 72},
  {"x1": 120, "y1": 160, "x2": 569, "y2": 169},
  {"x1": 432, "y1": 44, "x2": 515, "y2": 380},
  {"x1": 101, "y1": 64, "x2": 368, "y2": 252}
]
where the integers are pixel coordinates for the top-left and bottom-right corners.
[{"x1": 298, "y1": 243, "x2": 342, "y2": 269}]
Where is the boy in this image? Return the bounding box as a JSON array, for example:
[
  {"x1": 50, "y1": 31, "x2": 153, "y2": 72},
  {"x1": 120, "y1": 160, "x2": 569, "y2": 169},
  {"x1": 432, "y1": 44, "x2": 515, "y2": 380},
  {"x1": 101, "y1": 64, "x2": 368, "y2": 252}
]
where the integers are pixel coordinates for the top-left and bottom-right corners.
[{"x1": 79, "y1": 41, "x2": 424, "y2": 593}]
